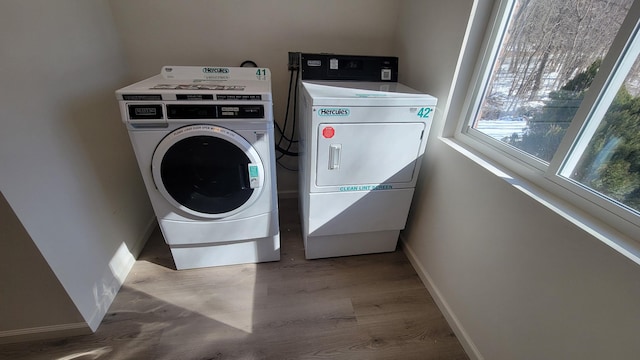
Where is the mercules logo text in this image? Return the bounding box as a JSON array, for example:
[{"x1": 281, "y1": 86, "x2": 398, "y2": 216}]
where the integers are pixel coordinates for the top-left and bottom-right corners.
[
  {"x1": 318, "y1": 108, "x2": 350, "y2": 116},
  {"x1": 202, "y1": 67, "x2": 230, "y2": 74}
]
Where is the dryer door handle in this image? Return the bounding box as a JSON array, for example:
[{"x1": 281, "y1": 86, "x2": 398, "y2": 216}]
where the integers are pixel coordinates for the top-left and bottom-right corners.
[{"x1": 328, "y1": 144, "x2": 342, "y2": 170}]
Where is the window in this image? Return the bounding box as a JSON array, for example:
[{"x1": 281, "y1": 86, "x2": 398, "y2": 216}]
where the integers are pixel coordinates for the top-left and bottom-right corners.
[
  {"x1": 458, "y1": 0, "x2": 640, "y2": 237},
  {"x1": 559, "y1": 49, "x2": 640, "y2": 214}
]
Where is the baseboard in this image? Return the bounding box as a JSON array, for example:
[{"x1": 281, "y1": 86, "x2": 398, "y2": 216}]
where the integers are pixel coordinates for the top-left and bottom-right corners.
[
  {"x1": 0, "y1": 322, "x2": 90, "y2": 344},
  {"x1": 400, "y1": 235, "x2": 484, "y2": 360}
]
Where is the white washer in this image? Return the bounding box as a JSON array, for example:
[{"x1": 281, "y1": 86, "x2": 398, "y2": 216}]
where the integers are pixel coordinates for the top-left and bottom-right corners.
[
  {"x1": 116, "y1": 66, "x2": 279, "y2": 269},
  {"x1": 298, "y1": 58, "x2": 437, "y2": 259}
]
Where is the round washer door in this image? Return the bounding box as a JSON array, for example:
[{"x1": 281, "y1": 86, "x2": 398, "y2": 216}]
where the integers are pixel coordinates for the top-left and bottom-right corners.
[{"x1": 152, "y1": 124, "x2": 265, "y2": 219}]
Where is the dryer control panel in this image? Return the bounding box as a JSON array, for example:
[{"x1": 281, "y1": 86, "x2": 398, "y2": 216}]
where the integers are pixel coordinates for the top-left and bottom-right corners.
[{"x1": 300, "y1": 53, "x2": 398, "y2": 82}]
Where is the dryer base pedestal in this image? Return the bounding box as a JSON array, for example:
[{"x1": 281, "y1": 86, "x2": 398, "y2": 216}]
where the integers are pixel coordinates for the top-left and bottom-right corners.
[
  {"x1": 169, "y1": 233, "x2": 280, "y2": 270},
  {"x1": 304, "y1": 230, "x2": 399, "y2": 259}
]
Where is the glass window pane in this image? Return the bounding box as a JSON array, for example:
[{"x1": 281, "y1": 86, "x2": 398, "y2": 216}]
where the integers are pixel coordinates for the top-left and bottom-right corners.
[
  {"x1": 563, "y1": 53, "x2": 640, "y2": 214},
  {"x1": 472, "y1": 0, "x2": 633, "y2": 163}
]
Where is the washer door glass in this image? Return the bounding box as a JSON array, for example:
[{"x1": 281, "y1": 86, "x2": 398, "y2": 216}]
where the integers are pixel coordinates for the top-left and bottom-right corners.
[{"x1": 152, "y1": 125, "x2": 264, "y2": 218}]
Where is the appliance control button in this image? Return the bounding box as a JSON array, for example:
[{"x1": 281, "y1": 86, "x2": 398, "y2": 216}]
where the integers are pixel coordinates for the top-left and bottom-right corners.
[{"x1": 322, "y1": 126, "x2": 335, "y2": 138}]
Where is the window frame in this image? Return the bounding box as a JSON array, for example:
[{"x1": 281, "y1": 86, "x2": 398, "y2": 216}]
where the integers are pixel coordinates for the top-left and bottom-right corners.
[{"x1": 453, "y1": 0, "x2": 640, "y2": 243}]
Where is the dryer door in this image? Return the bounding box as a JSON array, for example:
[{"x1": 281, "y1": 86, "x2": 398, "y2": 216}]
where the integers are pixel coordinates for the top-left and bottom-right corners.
[
  {"x1": 152, "y1": 124, "x2": 264, "y2": 219},
  {"x1": 316, "y1": 122, "x2": 425, "y2": 186}
]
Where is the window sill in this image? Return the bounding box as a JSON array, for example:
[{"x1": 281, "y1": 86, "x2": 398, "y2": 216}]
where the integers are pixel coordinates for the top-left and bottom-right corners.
[{"x1": 439, "y1": 136, "x2": 640, "y2": 266}]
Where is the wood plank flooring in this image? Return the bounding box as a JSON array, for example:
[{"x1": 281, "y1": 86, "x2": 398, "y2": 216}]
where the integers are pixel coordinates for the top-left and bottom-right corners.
[{"x1": 0, "y1": 198, "x2": 468, "y2": 360}]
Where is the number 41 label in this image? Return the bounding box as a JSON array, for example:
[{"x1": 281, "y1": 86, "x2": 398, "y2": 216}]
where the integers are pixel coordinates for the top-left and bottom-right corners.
[{"x1": 417, "y1": 107, "x2": 432, "y2": 119}]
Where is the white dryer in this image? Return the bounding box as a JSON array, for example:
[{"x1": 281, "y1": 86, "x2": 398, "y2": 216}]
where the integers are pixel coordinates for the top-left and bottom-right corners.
[
  {"x1": 297, "y1": 54, "x2": 437, "y2": 259},
  {"x1": 116, "y1": 66, "x2": 279, "y2": 269}
]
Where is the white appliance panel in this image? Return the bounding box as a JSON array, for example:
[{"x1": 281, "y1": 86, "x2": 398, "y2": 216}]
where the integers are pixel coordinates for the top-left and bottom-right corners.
[
  {"x1": 315, "y1": 122, "x2": 425, "y2": 187},
  {"x1": 308, "y1": 189, "x2": 415, "y2": 236},
  {"x1": 301, "y1": 81, "x2": 436, "y2": 106}
]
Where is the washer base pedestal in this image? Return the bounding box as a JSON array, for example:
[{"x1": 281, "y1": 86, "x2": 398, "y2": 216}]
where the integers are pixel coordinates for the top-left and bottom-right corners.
[{"x1": 169, "y1": 233, "x2": 280, "y2": 270}]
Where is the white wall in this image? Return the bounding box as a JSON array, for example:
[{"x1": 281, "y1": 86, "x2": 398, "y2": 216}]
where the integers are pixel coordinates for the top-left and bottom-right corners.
[
  {"x1": 397, "y1": 1, "x2": 640, "y2": 359},
  {"x1": 0, "y1": 192, "x2": 86, "y2": 341},
  {"x1": 0, "y1": 0, "x2": 154, "y2": 335},
  {"x1": 108, "y1": 0, "x2": 402, "y2": 193}
]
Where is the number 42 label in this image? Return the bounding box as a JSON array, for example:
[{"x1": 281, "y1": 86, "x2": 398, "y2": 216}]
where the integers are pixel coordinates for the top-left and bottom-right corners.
[{"x1": 417, "y1": 107, "x2": 432, "y2": 119}]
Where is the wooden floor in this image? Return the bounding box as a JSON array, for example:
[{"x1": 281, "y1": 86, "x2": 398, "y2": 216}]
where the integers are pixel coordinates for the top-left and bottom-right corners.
[{"x1": 0, "y1": 198, "x2": 468, "y2": 360}]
